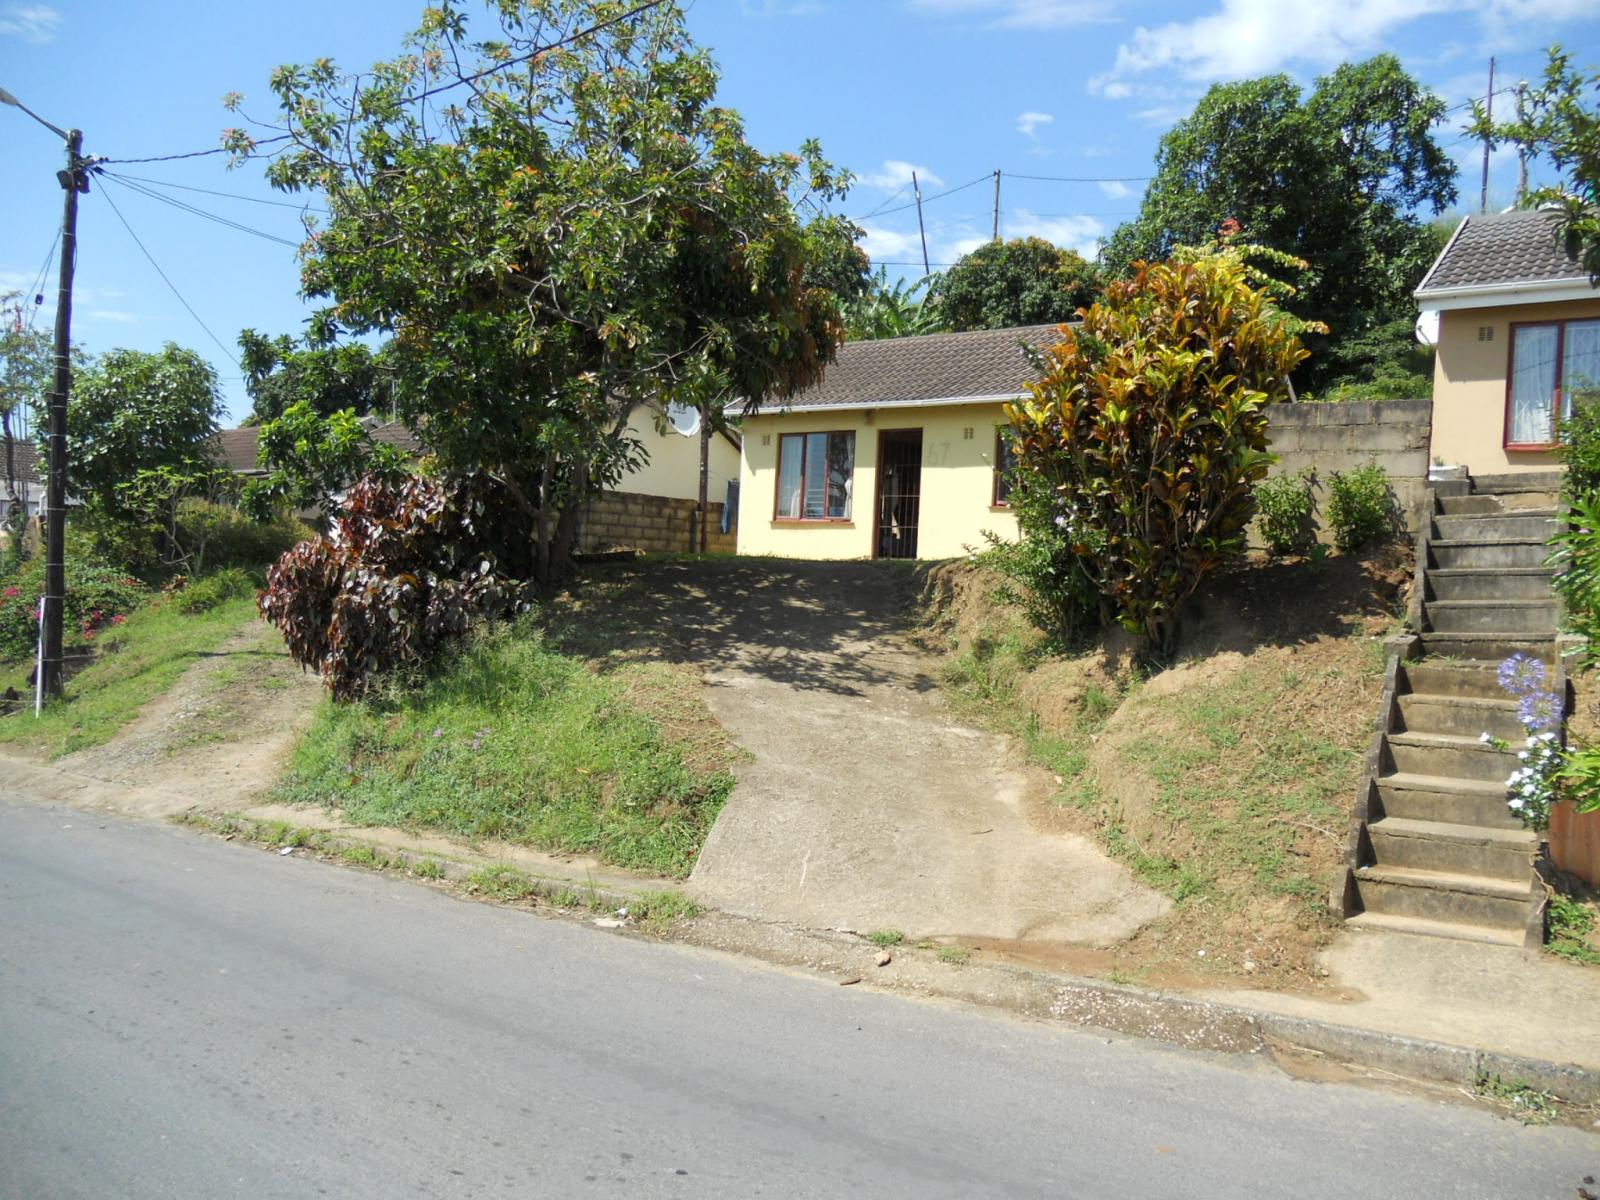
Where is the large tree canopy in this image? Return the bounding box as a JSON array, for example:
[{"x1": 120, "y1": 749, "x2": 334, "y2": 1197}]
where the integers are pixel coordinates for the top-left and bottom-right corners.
[
  {"x1": 1101, "y1": 55, "x2": 1456, "y2": 392},
  {"x1": 227, "y1": 0, "x2": 855, "y2": 584},
  {"x1": 0, "y1": 294, "x2": 51, "y2": 531},
  {"x1": 931, "y1": 237, "x2": 1099, "y2": 332},
  {"x1": 238, "y1": 329, "x2": 391, "y2": 425}
]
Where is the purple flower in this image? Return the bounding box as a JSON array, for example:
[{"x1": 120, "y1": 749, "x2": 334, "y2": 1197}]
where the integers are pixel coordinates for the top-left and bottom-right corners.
[
  {"x1": 1497, "y1": 654, "x2": 1547, "y2": 697},
  {"x1": 1518, "y1": 691, "x2": 1563, "y2": 733}
]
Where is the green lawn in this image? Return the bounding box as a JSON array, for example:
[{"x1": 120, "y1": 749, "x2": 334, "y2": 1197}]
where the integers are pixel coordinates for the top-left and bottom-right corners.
[
  {"x1": 0, "y1": 593, "x2": 260, "y2": 758},
  {"x1": 273, "y1": 616, "x2": 737, "y2": 878}
]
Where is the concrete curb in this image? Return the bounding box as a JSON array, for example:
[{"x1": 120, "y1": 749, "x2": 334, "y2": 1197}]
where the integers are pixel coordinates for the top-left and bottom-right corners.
[{"x1": 178, "y1": 809, "x2": 1600, "y2": 1109}]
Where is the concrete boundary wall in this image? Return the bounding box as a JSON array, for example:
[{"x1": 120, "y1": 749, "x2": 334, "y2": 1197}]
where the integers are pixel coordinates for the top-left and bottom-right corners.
[
  {"x1": 1263, "y1": 400, "x2": 1432, "y2": 540},
  {"x1": 577, "y1": 490, "x2": 736, "y2": 556}
]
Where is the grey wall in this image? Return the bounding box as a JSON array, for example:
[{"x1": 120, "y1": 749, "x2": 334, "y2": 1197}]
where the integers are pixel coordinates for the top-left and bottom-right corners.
[{"x1": 1261, "y1": 399, "x2": 1432, "y2": 540}]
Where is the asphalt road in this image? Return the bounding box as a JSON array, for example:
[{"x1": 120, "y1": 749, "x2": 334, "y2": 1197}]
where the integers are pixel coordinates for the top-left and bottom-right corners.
[{"x1": 1, "y1": 793, "x2": 1593, "y2": 1199}]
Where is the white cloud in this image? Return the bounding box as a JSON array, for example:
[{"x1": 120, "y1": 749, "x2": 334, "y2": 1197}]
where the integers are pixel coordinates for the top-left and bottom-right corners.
[
  {"x1": 1097, "y1": 179, "x2": 1133, "y2": 199},
  {"x1": 857, "y1": 160, "x2": 944, "y2": 192},
  {"x1": 906, "y1": 0, "x2": 1112, "y2": 29},
  {"x1": 86, "y1": 309, "x2": 136, "y2": 324},
  {"x1": 0, "y1": 4, "x2": 60, "y2": 41},
  {"x1": 737, "y1": 0, "x2": 823, "y2": 15},
  {"x1": 854, "y1": 223, "x2": 925, "y2": 263},
  {"x1": 1002, "y1": 210, "x2": 1106, "y2": 258},
  {"x1": 1016, "y1": 111, "x2": 1054, "y2": 139}
]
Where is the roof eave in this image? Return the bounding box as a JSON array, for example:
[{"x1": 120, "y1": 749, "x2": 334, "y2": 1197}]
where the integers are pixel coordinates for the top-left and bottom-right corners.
[
  {"x1": 752, "y1": 392, "x2": 1029, "y2": 417},
  {"x1": 1414, "y1": 277, "x2": 1598, "y2": 312}
]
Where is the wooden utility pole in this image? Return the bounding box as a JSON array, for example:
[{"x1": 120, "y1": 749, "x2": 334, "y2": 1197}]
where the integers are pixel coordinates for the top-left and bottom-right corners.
[
  {"x1": 991, "y1": 170, "x2": 1001, "y2": 242},
  {"x1": 1480, "y1": 57, "x2": 1496, "y2": 213},
  {"x1": 1515, "y1": 80, "x2": 1529, "y2": 204},
  {"x1": 912, "y1": 170, "x2": 930, "y2": 277},
  {"x1": 42, "y1": 128, "x2": 85, "y2": 700}
]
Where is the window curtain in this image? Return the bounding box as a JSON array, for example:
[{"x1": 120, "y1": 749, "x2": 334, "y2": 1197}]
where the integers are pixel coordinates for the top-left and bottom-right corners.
[
  {"x1": 1510, "y1": 325, "x2": 1559, "y2": 444},
  {"x1": 1564, "y1": 320, "x2": 1600, "y2": 420},
  {"x1": 776, "y1": 434, "x2": 803, "y2": 519}
]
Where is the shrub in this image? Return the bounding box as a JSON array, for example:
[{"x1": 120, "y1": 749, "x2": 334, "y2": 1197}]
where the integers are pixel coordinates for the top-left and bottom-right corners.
[
  {"x1": 1325, "y1": 462, "x2": 1395, "y2": 552},
  {"x1": 260, "y1": 472, "x2": 537, "y2": 701},
  {"x1": 173, "y1": 499, "x2": 310, "y2": 574},
  {"x1": 1005, "y1": 243, "x2": 1322, "y2": 652},
  {"x1": 978, "y1": 467, "x2": 1098, "y2": 643},
  {"x1": 1557, "y1": 392, "x2": 1600, "y2": 501},
  {"x1": 171, "y1": 567, "x2": 257, "y2": 614},
  {"x1": 1550, "y1": 493, "x2": 1600, "y2": 674},
  {"x1": 0, "y1": 555, "x2": 147, "y2": 661},
  {"x1": 66, "y1": 511, "x2": 163, "y2": 579},
  {"x1": 1254, "y1": 470, "x2": 1317, "y2": 555}
]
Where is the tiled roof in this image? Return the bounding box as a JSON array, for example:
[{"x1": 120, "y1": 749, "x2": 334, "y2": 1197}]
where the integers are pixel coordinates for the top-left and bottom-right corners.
[
  {"x1": 1415, "y1": 209, "x2": 1590, "y2": 296},
  {"x1": 764, "y1": 323, "x2": 1069, "y2": 411},
  {"x1": 2, "y1": 440, "x2": 39, "y2": 486},
  {"x1": 212, "y1": 421, "x2": 423, "y2": 474}
]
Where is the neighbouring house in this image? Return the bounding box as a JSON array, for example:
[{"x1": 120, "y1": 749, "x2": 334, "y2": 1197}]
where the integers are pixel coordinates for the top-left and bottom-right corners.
[
  {"x1": 1416, "y1": 208, "x2": 1600, "y2": 476},
  {"x1": 736, "y1": 324, "x2": 1066, "y2": 560},
  {"x1": 0, "y1": 441, "x2": 43, "y2": 526}
]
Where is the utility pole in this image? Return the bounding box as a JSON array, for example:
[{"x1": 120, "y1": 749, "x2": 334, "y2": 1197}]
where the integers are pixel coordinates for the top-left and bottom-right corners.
[
  {"x1": 912, "y1": 170, "x2": 930, "y2": 278},
  {"x1": 42, "y1": 128, "x2": 86, "y2": 699},
  {"x1": 991, "y1": 169, "x2": 1001, "y2": 243},
  {"x1": 1479, "y1": 57, "x2": 1496, "y2": 214},
  {"x1": 1515, "y1": 80, "x2": 1529, "y2": 204}
]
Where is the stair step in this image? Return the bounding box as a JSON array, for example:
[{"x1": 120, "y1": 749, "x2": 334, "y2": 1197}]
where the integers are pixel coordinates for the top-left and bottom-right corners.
[
  {"x1": 1424, "y1": 598, "x2": 1560, "y2": 634},
  {"x1": 1367, "y1": 816, "x2": 1537, "y2": 880},
  {"x1": 1376, "y1": 772, "x2": 1521, "y2": 828},
  {"x1": 1401, "y1": 661, "x2": 1508, "y2": 701},
  {"x1": 1433, "y1": 510, "x2": 1559, "y2": 544},
  {"x1": 1352, "y1": 864, "x2": 1537, "y2": 930},
  {"x1": 1438, "y1": 495, "x2": 1508, "y2": 515},
  {"x1": 1426, "y1": 567, "x2": 1555, "y2": 601},
  {"x1": 1385, "y1": 731, "x2": 1520, "y2": 783},
  {"x1": 1396, "y1": 693, "x2": 1522, "y2": 739},
  {"x1": 1416, "y1": 632, "x2": 1557, "y2": 664},
  {"x1": 1344, "y1": 910, "x2": 1528, "y2": 947},
  {"x1": 1428, "y1": 539, "x2": 1552, "y2": 569}
]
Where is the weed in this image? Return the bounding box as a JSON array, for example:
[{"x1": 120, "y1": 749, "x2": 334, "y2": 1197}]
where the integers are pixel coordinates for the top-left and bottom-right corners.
[
  {"x1": 340, "y1": 843, "x2": 386, "y2": 869},
  {"x1": 866, "y1": 930, "x2": 905, "y2": 947},
  {"x1": 631, "y1": 889, "x2": 702, "y2": 934},
  {"x1": 1474, "y1": 1072, "x2": 1557, "y2": 1125},
  {"x1": 412, "y1": 858, "x2": 445, "y2": 880},
  {"x1": 1547, "y1": 895, "x2": 1600, "y2": 966},
  {"x1": 464, "y1": 865, "x2": 540, "y2": 903},
  {"x1": 936, "y1": 945, "x2": 970, "y2": 965},
  {"x1": 551, "y1": 887, "x2": 581, "y2": 908}
]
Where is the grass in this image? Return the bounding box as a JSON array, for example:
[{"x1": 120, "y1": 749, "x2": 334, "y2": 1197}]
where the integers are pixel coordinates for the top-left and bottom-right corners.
[
  {"x1": 1474, "y1": 1072, "x2": 1558, "y2": 1125},
  {"x1": 0, "y1": 590, "x2": 260, "y2": 758},
  {"x1": 1546, "y1": 895, "x2": 1600, "y2": 966},
  {"x1": 273, "y1": 616, "x2": 737, "y2": 878},
  {"x1": 866, "y1": 929, "x2": 905, "y2": 947},
  {"x1": 936, "y1": 945, "x2": 971, "y2": 966}
]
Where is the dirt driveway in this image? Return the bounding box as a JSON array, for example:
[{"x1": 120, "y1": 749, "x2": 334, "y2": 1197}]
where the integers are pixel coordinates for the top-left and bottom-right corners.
[{"x1": 562, "y1": 559, "x2": 1168, "y2": 946}]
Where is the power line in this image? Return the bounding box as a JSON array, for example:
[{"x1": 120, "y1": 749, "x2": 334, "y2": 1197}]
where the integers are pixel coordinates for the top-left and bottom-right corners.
[
  {"x1": 850, "y1": 173, "x2": 992, "y2": 220},
  {"x1": 97, "y1": 183, "x2": 242, "y2": 369},
  {"x1": 110, "y1": 172, "x2": 330, "y2": 214},
  {"x1": 102, "y1": 173, "x2": 304, "y2": 249},
  {"x1": 20, "y1": 227, "x2": 61, "y2": 330},
  {"x1": 1003, "y1": 172, "x2": 1151, "y2": 183},
  {"x1": 98, "y1": 133, "x2": 294, "y2": 166},
  {"x1": 858, "y1": 180, "x2": 912, "y2": 220}
]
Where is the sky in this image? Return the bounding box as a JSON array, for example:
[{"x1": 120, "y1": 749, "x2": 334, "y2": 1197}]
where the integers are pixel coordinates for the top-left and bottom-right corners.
[{"x1": 2, "y1": 0, "x2": 1597, "y2": 425}]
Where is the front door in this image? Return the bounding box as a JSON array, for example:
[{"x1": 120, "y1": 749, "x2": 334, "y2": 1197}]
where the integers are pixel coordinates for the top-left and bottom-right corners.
[{"x1": 874, "y1": 429, "x2": 923, "y2": 560}]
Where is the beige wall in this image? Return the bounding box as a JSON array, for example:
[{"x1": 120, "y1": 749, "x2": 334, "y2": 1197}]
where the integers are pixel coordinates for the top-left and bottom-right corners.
[
  {"x1": 1431, "y1": 298, "x2": 1600, "y2": 475},
  {"x1": 614, "y1": 409, "x2": 742, "y2": 503},
  {"x1": 737, "y1": 402, "x2": 1020, "y2": 560}
]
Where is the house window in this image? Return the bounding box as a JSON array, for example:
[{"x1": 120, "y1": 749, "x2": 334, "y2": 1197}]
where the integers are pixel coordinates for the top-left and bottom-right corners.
[
  {"x1": 775, "y1": 431, "x2": 854, "y2": 521},
  {"x1": 1507, "y1": 319, "x2": 1600, "y2": 447},
  {"x1": 993, "y1": 428, "x2": 1018, "y2": 507}
]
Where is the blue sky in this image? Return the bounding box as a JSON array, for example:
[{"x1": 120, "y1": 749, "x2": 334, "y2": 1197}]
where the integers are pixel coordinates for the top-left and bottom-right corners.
[{"x1": 2, "y1": 0, "x2": 1597, "y2": 424}]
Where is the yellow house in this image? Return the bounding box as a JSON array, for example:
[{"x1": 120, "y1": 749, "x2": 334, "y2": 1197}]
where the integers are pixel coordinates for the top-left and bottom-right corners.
[
  {"x1": 1416, "y1": 209, "x2": 1600, "y2": 476},
  {"x1": 614, "y1": 405, "x2": 741, "y2": 505},
  {"x1": 737, "y1": 324, "x2": 1065, "y2": 560}
]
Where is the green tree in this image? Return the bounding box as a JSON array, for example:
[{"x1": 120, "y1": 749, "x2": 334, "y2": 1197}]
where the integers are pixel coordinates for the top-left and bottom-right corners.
[
  {"x1": 241, "y1": 402, "x2": 411, "y2": 519},
  {"x1": 0, "y1": 294, "x2": 51, "y2": 533},
  {"x1": 1470, "y1": 45, "x2": 1600, "y2": 281},
  {"x1": 227, "y1": 0, "x2": 850, "y2": 587},
  {"x1": 843, "y1": 268, "x2": 946, "y2": 340},
  {"x1": 43, "y1": 344, "x2": 227, "y2": 525},
  {"x1": 1006, "y1": 244, "x2": 1322, "y2": 654},
  {"x1": 1101, "y1": 56, "x2": 1456, "y2": 391},
  {"x1": 238, "y1": 329, "x2": 391, "y2": 424},
  {"x1": 931, "y1": 237, "x2": 1099, "y2": 331}
]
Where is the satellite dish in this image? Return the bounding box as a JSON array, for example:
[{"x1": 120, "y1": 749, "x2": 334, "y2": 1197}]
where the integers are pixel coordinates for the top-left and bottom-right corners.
[
  {"x1": 1414, "y1": 310, "x2": 1440, "y2": 347},
  {"x1": 666, "y1": 402, "x2": 701, "y2": 438}
]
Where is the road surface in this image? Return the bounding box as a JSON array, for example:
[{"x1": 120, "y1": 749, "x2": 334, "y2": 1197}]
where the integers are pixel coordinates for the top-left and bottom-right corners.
[{"x1": 1, "y1": 792, "x2": 1590, "y2": 1199}]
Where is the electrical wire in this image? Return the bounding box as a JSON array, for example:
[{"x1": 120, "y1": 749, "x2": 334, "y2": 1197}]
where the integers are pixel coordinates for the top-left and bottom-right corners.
[
  {"x1": 858, "y1": 180, "x2": 912, "y2": 220},
  {"x1": 96, "y1": 183, "x2": 242, "y2": 369},
  {"x1": 109, "y1": 172, "x2": 330, "y2": 215},
  {"x1": 98, "y1": 133, "x2": 294, "y2": 166},
  {"x1": 101, "y1": 173, "x2": 304, "y2": 249},
  {"x1": 1003, "y1": 172, "x2": 1151, "y2": 183},
  {"x1": 849, "y1": 173, "x2": 992, "y2": 221},
  {"x1": 21, "y1": 227, "x2": 61, "y2": 329}
]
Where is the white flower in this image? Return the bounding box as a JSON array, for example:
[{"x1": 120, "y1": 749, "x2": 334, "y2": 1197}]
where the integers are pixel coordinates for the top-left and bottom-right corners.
[
  {"x1": 1518, "y1": 751, "x2": 1529, "y2": 761},
  {"x1": 1509, "y1": 798, "x2": 1525, "y2": 810},
  {"x1": 1480, "y1": 732, "x2": 1493, "y2": 744}
]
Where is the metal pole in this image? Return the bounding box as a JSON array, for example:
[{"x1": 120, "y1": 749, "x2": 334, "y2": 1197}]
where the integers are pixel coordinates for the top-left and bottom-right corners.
[
  {"x1": 912, "y1": 170, "x2": 930, "y2": 278},
  {"x1": 992, "y1": 170, "x2": 1001, "y2": 242},
  {"x1": 1479, "y1": 58, "x2": 1495, "y2": 214},
  {"x1": 42, "y1": 129, "x2": 82, "y2": 699}
]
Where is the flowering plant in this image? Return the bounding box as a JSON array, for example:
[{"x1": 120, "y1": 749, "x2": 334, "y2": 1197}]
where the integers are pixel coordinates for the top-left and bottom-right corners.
[{"x1": 1488, "y1": 653, "x2": 1566, "y2": 831}]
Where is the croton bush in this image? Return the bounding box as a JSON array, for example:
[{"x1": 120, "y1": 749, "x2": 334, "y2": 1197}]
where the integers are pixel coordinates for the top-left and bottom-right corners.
[
  {"x1": 1005, "y1": 243, "x2": 1323, "y2": 653},
  {"x1": 260, "y1": 472, "x2": 538, "y2": 701}
]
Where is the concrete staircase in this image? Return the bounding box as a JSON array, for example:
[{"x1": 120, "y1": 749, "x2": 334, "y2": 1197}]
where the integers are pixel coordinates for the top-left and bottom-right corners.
[{"x1": 1338, "y1": 476, "x2": 1561, "y2": 946}]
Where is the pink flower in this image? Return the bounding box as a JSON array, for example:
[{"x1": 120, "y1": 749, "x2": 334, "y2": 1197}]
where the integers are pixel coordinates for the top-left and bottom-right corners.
[
  {"x1": 110, "y1": 613, "x2": 126, "y2": 626},
  {"x1": 2, "y1": 586, "x2": 19, "y2": 599}
]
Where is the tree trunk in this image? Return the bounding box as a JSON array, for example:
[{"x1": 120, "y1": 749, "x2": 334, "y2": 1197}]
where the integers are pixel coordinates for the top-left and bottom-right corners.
[{"x1": 534, "y1": 456, "x2": 554, "y2": 588}]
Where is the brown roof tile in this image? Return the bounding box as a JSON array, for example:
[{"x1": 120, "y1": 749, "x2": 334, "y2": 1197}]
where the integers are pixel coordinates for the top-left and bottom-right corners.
[
  {"x1": 212, "y1": 421, "x2": 423, "y2": 474},
  {"x1": 2, "y1": 441, "x2": 39, "y2": 486},
  {"x1": 1416, "y1": 209, "x2": 1590, "y2": 296},
  {"x1": 761, "y1": 323, "x2": 1069, "y2": 412}
]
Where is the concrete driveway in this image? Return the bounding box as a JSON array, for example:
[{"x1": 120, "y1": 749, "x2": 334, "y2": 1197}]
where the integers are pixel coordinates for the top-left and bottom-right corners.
[{"x1": 577, "y1": 559, "x2": 1168, "y2": 945}]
